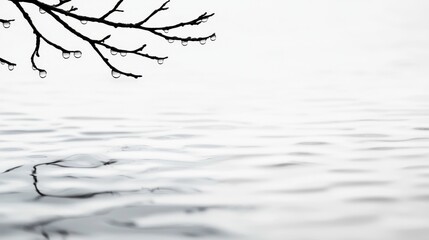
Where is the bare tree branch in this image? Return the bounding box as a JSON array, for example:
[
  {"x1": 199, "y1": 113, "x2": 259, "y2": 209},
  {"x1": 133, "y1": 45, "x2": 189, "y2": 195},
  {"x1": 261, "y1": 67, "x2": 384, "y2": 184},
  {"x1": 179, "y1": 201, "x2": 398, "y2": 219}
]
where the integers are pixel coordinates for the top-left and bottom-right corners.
[
  {"x1": 52, "y1": 0, "x2": 71, "y2": 8},
  {"x1": 30, "y1": 35, "x2": 48, "y2": 78},
  {"x1": 24, "y1": 0, "x2": 216, "y2": 42},
  {"x1": 0, "y1": 57, "x2": 17, "y2": 70},
  {"x1": 137, "y1": 0, "x2": 170, "y2": 26},
  {"x1": 100, "y1": 0, "x2": 124, "y2": 20},
  {"x1": 2, "y1": 0, "x2": 216, "y2": 78},
  {"x1": 44, "y1": 7, "x2": 163, "y2": 78},
  {"x1": 148, "y1": 12, "x2": 215, "y2": 31},
  {"x1": 11, "y1": 1, "x2": 78, "y2": 77},
  {"x1": 0, "y1": 19, "x2": 15, "y2": 23},
  {"x1": 13, "y1": 2, "x2": 76, "y2": 54}
]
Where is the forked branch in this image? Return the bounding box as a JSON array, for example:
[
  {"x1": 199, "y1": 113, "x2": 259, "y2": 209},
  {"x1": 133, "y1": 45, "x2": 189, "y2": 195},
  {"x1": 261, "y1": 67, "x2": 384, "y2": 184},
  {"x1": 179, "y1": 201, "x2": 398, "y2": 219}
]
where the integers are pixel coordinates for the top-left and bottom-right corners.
[
  {"x1": 100, "y1": 0, "x2": 124, "y2": 20},
  {"x1": 1, "y1": 0, "x2": 216, "y2": 78},
  {"x1": 137, "y1": 0, "x2": 170, "y2": 25}
]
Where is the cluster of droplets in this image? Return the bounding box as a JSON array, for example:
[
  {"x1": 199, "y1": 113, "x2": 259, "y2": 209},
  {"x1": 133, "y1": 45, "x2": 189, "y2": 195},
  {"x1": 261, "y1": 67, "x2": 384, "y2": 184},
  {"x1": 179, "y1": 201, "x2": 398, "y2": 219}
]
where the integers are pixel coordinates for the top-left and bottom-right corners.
[
  {"x1": 1, "y1": 61, "x2": 15, "y2": 71},
  {"x1": 2, "y1": 21, "x2": 11, "y2": 29},
  {"x1": 107, "y1": 31, "x2": 216, "y2": 79},
  {"x1": 168, "y1": 34, "x2": 216, "y2": 47},
  {"x1": 62, "y1": 51, "x2": 82, "y2": 59},
  {"x1": 110, "y1": 49, "x2": 128, "y2": 57}
]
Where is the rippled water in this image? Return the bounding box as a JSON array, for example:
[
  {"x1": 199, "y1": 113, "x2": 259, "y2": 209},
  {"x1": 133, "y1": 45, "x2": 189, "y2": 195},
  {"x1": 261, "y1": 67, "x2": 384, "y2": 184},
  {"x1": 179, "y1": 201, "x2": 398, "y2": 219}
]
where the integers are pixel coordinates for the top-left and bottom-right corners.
[
  {"x1": 2, "y1": 0, "x2": 429, "y2": 239},
  {"x1": 1, "y1": 77, "x2": 429, "y2": 240}
]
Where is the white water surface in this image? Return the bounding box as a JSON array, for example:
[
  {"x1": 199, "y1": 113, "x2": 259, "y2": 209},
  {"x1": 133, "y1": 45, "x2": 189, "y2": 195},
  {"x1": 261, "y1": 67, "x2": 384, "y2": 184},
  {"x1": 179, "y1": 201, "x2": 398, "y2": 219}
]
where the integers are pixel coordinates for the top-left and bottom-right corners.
[{"x1": 1, "y1": 0, "x2": 429, "y2": 239}]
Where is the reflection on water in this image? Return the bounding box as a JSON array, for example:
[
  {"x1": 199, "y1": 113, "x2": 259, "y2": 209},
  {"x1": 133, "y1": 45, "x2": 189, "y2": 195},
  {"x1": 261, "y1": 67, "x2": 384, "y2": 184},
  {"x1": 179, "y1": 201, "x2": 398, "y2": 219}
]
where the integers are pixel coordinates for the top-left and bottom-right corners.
[{"x1": 1, "y1": 77, "x2": 429, "y2": 240}]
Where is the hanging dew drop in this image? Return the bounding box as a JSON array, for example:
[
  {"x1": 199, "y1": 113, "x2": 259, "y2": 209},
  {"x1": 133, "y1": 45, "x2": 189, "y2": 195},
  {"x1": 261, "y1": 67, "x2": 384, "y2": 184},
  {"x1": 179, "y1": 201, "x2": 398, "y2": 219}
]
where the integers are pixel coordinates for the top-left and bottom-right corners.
[
  {"x1": 39, "y1": 8, "x2": 46, "y2": 14},
  {"x1": 8, "y1": 64, "x2": 14, "y2": 71},
  {"x1": 164, "y1": 29, "x2": 169, "y2": 34},
  {"x1": 202, "y1": 18, "x2": 208, "y2": 23},
  {"x1": 111, "y1": 70, "x2": 121, "y2": 79},
  {"x1": 81, "y1": 20, "x2": 88, "y2": 25},
  {"x1": 39, "y1": 70, "x2": 47, "y2": 78},
  {"x1": 110, "y1": 49, "x2": 118, "y2": 56},
  {"x1": 62, "y1": 52, "x2": 70, "y2": 59},
  {"x1": 210, "y1": 34, "x2": 217, "y2": 41},
  {"x1": 0, "y1": 61, "x2": 4, "y2": 65},
  {"x1": 74, "y1": 51, "x2": 82, "y2": 58},
  {"x1": 181, "y1": 40, "x2": 188, "y2": 46},
  {"x1": 3, "y1": 21, "x2": 10, "y2": 29},
  {"x1": 157, "y1": 59, "x2": 164, "y2": 65},
  {"x1": 200, "y1": 39, "x2": 206, "y2": 45},
  {"x1": 120, "y1": 52, "x2": 127, "y2": 57},
  {"x1": 168, "y1": 39, "x2": 174, "y2": 44}
]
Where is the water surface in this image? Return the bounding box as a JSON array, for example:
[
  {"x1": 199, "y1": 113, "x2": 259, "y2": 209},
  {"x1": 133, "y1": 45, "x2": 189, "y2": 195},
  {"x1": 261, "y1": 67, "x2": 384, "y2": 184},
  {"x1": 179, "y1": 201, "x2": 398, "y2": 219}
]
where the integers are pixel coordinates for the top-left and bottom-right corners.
[{"x1": 1, "y1": 0, "x2": 429, "y2": 239}]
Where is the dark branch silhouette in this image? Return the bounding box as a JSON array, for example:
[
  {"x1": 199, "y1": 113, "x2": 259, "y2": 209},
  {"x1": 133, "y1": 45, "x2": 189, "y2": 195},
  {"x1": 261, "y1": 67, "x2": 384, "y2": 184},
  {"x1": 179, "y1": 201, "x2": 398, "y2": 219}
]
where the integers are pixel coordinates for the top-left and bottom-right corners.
[
  {"x1": 30, "y1": 159, "x2": 131, "y2": 199},
  {"x1": 0, "y1": 0, "x2": 216, "y2": 78}
]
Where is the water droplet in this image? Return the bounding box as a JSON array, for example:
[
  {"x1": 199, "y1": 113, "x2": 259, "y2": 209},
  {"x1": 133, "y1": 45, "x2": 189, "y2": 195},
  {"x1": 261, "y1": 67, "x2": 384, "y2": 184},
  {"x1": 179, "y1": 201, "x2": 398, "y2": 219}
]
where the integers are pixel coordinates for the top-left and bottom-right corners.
[
  {"x1": 39, "y1": 70, "x2": 47, "y2": 78},
  {"x1": 74, "y1": 51, "x2": 82, "y2": 58},
  {"x1": 110, "y1": 49, "x2": 118, "y2": 56},
  {"x1": 157, "y1": 59, "x2": 164, "y2": 65},
  {"x1": 120, "y1": 52, "x2": 127, "y2": 57},
  {"x1": 81, "y1": 20, "x2": 87, "y2": 25},
  {"x1": 111, "y1": 70, "x2": 121, "y2": 79},
  {"x1": 8, "y1": 64, "x2": 14, "y2": 71},
  {"x1": 0, "y1": 61, "x2": 4, "y2": 65},
  {"x1": 210, "y1": 34, "x2": 217, "y2": 41},
  {"x1": 39, "y1": 8, "x2": 46, "y2": 14},
  {"x1": 2, "y1": 21, "x2": 10, "y2": 28},
  {"x1": 32, "y1": 66, "x2": 36, "y2": 70},
  {"x1": 200, "y1": 39, "x2": 206, "y2": 45},
  {"x1": 62, "y1": 52, "x2": 70, "y2": 59},
  {"x1": 168, "y1": 39, "x2": 174, "y2": 44},
  {"x1": 181, "y1": 40, "x2": 188, "y2": 46},
  {"x1": 202, "y1": 18, "x2": 208, "y2": 23},
  {"x1": 164, "y1": 29, "x2": 169, "y2": 33}
]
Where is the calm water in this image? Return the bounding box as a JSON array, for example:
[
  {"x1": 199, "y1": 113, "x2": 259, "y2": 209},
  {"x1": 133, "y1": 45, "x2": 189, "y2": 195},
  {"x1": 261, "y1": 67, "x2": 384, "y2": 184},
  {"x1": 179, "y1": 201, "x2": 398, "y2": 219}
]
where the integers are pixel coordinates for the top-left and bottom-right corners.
[{"x1": 1, "y1": 0, "x2": 429, "y2": 239}]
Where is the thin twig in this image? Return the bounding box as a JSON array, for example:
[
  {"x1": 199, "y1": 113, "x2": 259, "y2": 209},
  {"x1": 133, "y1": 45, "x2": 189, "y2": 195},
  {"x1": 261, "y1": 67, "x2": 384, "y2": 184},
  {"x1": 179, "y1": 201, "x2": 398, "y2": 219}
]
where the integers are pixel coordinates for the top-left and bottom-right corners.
[
  {"x1": 52, "y1": 0, "x2": 71, "y2": 8},
  {"x1": 30, "y1": 35, "x2": 45, "y2": 72},
  {"x1": 0, "y1": 19, "x2": 15, "y2": 23},
  {"x1": 137, "y1": 0, "x2": 170, "y2": 25},
  {"x1": 0, "y1": 57, "x2": 16, "y2": 66},
  {"x1": 100, "y1": 0, "x2": 124, "y2": 20}
]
